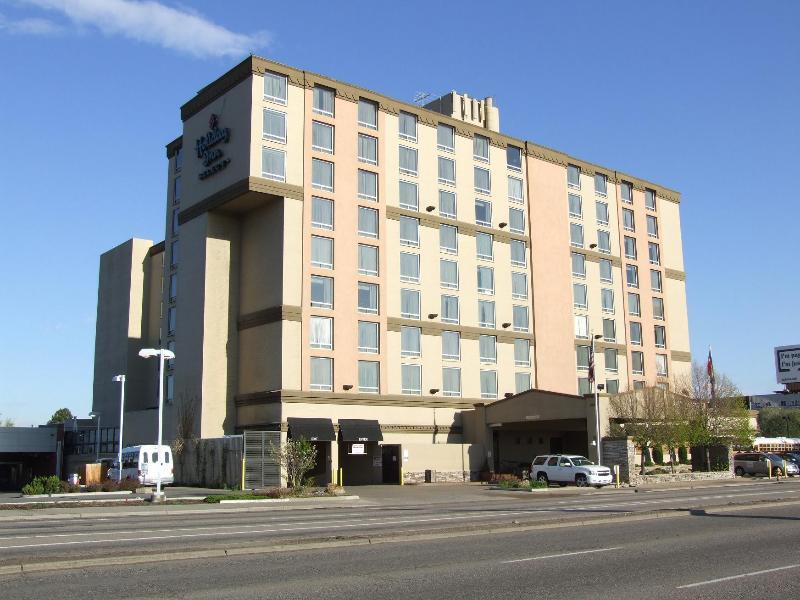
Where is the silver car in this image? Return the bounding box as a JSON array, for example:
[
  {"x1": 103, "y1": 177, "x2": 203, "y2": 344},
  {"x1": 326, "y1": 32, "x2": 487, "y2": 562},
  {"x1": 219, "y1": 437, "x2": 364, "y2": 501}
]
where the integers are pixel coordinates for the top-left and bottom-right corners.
[{"x1": 734, "y1": 452, "x2": 799, "y2": 477}]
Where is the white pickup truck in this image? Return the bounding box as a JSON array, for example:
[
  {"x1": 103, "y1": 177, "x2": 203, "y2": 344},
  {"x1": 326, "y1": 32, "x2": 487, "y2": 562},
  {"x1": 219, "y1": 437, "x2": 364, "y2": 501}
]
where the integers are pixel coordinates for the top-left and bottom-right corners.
[{"x1": 531, "y1": 454, "x2": 612, "y2": 488}]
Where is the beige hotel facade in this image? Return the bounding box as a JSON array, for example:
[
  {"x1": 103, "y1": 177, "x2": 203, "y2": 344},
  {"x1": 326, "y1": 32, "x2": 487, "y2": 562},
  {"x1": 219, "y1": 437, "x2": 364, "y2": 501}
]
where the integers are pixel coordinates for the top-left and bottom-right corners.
[{"x1": 92, "y1": 56, "x2": 691, "y2": 484}]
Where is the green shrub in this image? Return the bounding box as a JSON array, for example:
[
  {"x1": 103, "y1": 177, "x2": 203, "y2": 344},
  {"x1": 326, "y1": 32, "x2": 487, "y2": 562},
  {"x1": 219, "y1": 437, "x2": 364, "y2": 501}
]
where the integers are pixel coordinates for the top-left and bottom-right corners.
[
  {"x1": 528, "y1": 480, "x2": 548, "y2": 489},
  {"x1": 678, "y1": 446, "x2": 689, "y2": 464},
  {"x1": 21, "y1": 475, "x2": 61, "y2": 496},
  {"x1": 21, "y1": 480, "x2": 44, "y2": 496},
  {"x1": 652, "y1": 446, "x2": 664, "y2": 465}
]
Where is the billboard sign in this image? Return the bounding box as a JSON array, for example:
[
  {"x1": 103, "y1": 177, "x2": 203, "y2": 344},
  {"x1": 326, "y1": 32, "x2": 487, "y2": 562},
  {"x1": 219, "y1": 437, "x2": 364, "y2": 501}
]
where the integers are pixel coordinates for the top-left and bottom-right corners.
[{"x1": 775, "y1": 345, "x2": 800, "y2": 384}]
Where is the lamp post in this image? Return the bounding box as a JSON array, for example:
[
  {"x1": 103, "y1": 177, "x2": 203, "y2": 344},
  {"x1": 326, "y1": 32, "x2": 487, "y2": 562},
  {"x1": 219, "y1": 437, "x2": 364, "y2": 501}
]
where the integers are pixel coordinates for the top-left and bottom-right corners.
[
  {"x1": 783, "y1": 415, "x2": 790, "y2": 438},
  {"x1": 591, "y1": 333, "x2": 604, "y2": 465},
  {"x1": 138, "y1": 348, "x2": 175, "y2": 501},
  {"x1": 88, "y1": 411, "x2": 101, "y2": 462},
  {"x1": 112, "y1": 375, "x2": 126, "y2": 481}
]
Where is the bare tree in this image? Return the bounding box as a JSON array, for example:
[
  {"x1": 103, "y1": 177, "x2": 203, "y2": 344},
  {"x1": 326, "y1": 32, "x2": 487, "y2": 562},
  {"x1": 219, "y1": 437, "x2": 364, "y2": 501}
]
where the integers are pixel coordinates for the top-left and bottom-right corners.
[{"x1": 172, "y1": 394, "x2": 199, "y2": 464}]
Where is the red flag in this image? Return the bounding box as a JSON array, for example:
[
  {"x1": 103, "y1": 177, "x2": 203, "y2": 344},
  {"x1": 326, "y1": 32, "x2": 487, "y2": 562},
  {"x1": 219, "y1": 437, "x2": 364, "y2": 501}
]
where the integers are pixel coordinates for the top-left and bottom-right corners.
[{"x1": 707, "y1": 346, "x2": 716, "y2": 399}]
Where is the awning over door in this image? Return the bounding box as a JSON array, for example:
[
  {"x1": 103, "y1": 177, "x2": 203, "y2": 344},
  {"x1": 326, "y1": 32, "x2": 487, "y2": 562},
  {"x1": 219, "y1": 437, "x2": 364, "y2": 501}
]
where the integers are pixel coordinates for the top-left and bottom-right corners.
[
  {"x1": 287, "y1": 418, "x2": 336, "y2": 442},
  {"x1": 338, "y1": 419, "x2": 383, "y2": 442}
]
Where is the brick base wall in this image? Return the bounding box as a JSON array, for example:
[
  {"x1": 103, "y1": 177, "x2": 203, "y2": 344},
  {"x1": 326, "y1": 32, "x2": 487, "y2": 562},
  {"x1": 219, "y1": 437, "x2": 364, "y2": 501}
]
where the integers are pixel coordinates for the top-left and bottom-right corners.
[{"x1": 402, "y1": 470, "x2": 476, "y2": 483}]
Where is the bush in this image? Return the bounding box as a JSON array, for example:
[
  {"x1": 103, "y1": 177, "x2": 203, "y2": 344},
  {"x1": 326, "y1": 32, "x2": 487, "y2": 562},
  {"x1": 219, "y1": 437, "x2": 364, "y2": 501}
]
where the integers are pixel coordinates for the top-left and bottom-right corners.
[
  {"x1": 528, "y1": 480, "x2": 548, "y2": 489},
  {"x1": 59, "y1": 481, "x2": 81, "y2": 493},
  {"x1": 21, "y1": 475, "x2": 61, "y2": 496},
  {"x1": 652, "y1": 446, "x2": 664, "y2": 465},
  {"x1": 678, "y1": 446, "x2": 689, "y2": 464}
]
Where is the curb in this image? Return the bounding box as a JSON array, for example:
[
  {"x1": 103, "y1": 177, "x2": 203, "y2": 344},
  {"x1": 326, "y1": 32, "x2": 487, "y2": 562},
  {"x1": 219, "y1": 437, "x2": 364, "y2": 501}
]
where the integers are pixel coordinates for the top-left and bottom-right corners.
[
  {"x1": 218, "y1": 495, "x2": 359, "y2": 504},
  {"x1": 22, "y1": 491, "x2": 134, "y2": 499}
]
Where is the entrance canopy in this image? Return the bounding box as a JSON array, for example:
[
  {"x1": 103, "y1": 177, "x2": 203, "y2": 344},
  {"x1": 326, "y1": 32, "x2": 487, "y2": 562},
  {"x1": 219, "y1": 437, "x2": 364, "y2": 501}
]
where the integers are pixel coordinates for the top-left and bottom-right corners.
[
  {"x1": 287, "y1": 418, "x2": 336, "y2": 442},
  {"x1": 338, "y1": 419, "x2": 383, "y2": 442},
  {"x1": 482, "y1": 388, "x2": 588, "y2": 426}
]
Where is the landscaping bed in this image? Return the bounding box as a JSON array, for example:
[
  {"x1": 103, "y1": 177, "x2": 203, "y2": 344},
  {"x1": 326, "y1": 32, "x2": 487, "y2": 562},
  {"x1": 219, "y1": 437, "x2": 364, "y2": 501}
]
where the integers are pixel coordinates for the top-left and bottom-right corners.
[
  {"x1": 203, "y1": 484, "x2": 347, "y2": 503},
  {"x1": 21, "y1": 476, "x2": 140, "y2": 496}
]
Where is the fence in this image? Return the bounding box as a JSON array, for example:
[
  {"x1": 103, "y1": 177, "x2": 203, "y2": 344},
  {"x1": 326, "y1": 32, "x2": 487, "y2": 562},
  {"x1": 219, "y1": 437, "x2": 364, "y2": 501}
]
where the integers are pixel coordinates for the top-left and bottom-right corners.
[
  {"x1": 243, "y1": 431, "x2": 281, "y2": 489},
  {"x1": 173, "y1": 436, "x2": 243, "y2": 489}
]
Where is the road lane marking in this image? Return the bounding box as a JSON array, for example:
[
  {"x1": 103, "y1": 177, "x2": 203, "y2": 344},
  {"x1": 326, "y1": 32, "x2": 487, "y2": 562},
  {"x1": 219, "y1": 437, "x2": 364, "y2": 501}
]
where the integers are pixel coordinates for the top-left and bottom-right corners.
[
  {"x1": 676, "y1": 564, "x2": 800, "y2": 588},
  {"x1": 502, "y1": 547, "x2": 622, "y2": 563}
]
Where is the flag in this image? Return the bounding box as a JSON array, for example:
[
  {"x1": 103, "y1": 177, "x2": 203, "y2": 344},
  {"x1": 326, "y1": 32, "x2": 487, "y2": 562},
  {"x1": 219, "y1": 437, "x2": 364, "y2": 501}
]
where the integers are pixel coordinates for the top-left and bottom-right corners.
[{"x1": 707, "y1": 346, "x2": 716, "y2": 399}]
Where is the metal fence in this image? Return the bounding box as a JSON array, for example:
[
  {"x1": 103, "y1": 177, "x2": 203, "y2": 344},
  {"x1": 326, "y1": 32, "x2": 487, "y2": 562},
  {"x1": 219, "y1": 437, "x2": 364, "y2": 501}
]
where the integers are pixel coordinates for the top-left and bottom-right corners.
[{"x1": 243, "y1": 431, "x2": 281, "y2": 489}]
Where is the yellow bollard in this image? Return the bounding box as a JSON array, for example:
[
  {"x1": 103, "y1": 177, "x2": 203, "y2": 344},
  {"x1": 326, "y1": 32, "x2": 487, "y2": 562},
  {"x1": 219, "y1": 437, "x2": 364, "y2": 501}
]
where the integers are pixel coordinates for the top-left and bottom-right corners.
[
  {"x1": 768, "y1": 459, "x2": 772, "y2": 479},
  {"x1": 784, "y1": 460, "x2": 788, "y2": 480},
  {"x1": 614, "y1": 465, "x2": 620, "y2": 489},
  {"x1": 241, "y1": 458, "x2": 246, "y2": 491},
  {"x1": 400, "y1": 467, "x2": 404, "y2": 486},
  {"x1": 338, "y1": 467, "x2": 343, "y2": 487}
]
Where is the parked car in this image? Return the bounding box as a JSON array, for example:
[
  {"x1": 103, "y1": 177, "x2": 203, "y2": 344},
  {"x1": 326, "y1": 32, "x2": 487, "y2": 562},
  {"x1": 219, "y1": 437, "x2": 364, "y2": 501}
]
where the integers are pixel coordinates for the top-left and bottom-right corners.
[
  {"x1": 530, "y1": 454, "x2": 612, "y2": 488},
  {"x1": 733, "y1": 452, "x2": 799, "y2": 477},
  {"x1": 776, "y1": 452, "x2": 800, "y2": 468}
]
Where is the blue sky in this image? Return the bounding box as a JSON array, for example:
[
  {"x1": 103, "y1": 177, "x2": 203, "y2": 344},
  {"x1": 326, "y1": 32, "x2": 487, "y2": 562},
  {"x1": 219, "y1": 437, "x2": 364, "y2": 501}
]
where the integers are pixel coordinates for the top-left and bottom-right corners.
[{"x1": 0, "y1": 1, "x2": 797, "y2": 426}]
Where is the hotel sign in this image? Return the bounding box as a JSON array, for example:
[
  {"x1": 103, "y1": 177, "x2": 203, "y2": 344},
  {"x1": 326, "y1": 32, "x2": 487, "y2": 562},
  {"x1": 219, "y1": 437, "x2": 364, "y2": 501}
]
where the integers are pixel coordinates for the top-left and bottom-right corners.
[
  {"x1": 775, "y1": 345, "x2": 800, "y2": 385},
  {"x1": 196, "y1": 113, "x2": 231, "y2": 180}
]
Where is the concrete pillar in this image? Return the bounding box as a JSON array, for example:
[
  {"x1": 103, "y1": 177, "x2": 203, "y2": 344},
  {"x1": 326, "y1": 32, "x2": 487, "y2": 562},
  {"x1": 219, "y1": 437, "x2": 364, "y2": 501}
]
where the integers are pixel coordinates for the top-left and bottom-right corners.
[{"x1": 327, "y1": 440, "x2": 340, "y2": 485}]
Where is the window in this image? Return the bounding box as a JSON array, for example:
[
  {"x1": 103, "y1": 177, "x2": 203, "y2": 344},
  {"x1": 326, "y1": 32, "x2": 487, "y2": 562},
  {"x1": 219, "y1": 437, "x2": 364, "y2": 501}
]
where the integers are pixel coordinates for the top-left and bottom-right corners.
[
  {"x1": 656, "y1": 354, "x2": 668, "y2": 376},
  {"x1": 312, "y1": 197, "x2": 334, "y2": 230},
  {"x1": 476, "y1": 232, "x2": 493, "y2": 260},
  {"x1": 438, "y1": 157, "x2": 456, "y2": 185},
  {"x1": 437, "y1": 124, "x2": 455, "y2": 151},
  {"x1": 648, "y1": 242, "x2": 660, "y2": 265},
  {"x1": 630, "y1": 322, "x2": 643, "y2": 346},
  {"x1": 645, "y1": 188, "x2": 656, "y2": 210},
  {"x1": 310, "y1": 316, "x2": 333, "y2": 349},
  {"x1": 400, "y1": 216, "x2": 419, "y2": 247},
  {"x1": 474, "y1": 167, "x2": 491, "y2": 194},
  {"x1": 312, "y1": 85, "x2": 334, "y2": 116},
  {"x1": 443, "y1": 368, "x2": 462, "y2": 397},
  {"x1": 508, "y1": 177, "x2": 524, "y2": 204},
  {"x1": 264, "y1": 71, "x2": 287, "y2": 104},
  {"x1": 512, "y1": 272, "x2": 528, "y2": 299},
  {"x1": 578, "y1": 377, "x2": 591, "y2": 396},
  {"x1": 358, "y1": 99, "x2": 378, "y2": 129},
  {"x1": 311, "y1": 236, "x2": 333, "y2": 269},
  {"x1": 166, "y1": 374, "x2": 174, "y2": 402},
  {"x1": 310, "y1": 357, "x2": 332, "y2": 390},
  {"x1": 628, "y1": 292, "x2": 641, "y2": 317},
  {"x1": 401, "y1": 326, "x2": 421, "y2": 357},
  {"x1": 358, "y1": 169, "x2": 377, "y2": 201},
  {"x1": 567, "y1": 164, "x2": 581, "y2": 188},
  {"x1": 599, "y1": 259, "x2": 613, "y2": 283},
  {"x1": 167, "y1": 306, "x2": 176, "y2": 334},
  {"x1": 571, "y1": 252, "x2": 586, "y2": 278},
  {"x1": 358, "y1": 321, "x2": 379, "y2": 353},
  {"x1": 603, "y1": 318, "x2": 616, "y2": 342},
  {"x1": 568, "y1": 193, "x2": 582, "y2": 218},
  {"x1": 358, "y1": 361, "x2": 379, "y2": 393},
  {"x1": 169, "y1": 273, "x2": 177, "y2": 301},
  {"x1": 400, "y1": 252, "x2": 420, "y2": 283},
  {"x1": 516, "y1": 373, "x2": 532, "y2": 394},
  {"x1": 575, "y1": 315, "x2": 589, "y2": 339},
  {"x1": 597, "y1": 230, "x2": 611, "y2": 254},
  {"x1": 480, "y1": 335, "x2": 497, "y2": 363},
  {"x1": 478, "y1": 267, "x2": 494, "y2": 294},
  {"x1": 601, "y1": 288, "x2": 615, "y2": 313},
  {"x1": 439, "y1": 190, "x2": 456, "y2": 218},
  {"x1": 510, "y1": 240, "x2": 527, "y2": 267},
  {"x1": 480, "y1": 370, "x2": 497, "y2": 399},
  {"x1": 650, "y1": 269, "x2": 663, "y2": 292},
  {"x1": 647, "y1": 215, "x2": 659, "y2": 238},
  {"x1": 401, "y1": 364, "x2": 421, "y2": 395},
  {"x1": 626, "y1": 264, "x2": 639, "y2": 288},
  {"x1": 478, "y1": 300, "x2": 496, "y2": 328},
  {"x1": 170, "y1": 240, "x2": 179, "y2": 267},
  {"x1": 441, "y1": 295, "x2": 460, "y2": 324},
  {"x1": 475, "y1": 199, "x2": 492, "y2": 227},
  {"x1": 358, "y1": 206, "x2": 378, "y2": 238},
  {"x1": 358, "y1": 282, "x2": 379, "y2": 314},
  {"x1": 440, "y1": 224, "x2": 458, "y2": 254},
  {"x1": 596, "y1": 201, "x2": 609, "y2": 225},
  {"x1": 311, "y1": 121, "x2": 334, "y2": 154},
  {"x1": 401, "y1": 288, "x2": 420, "y2": 319},
  {"x1": 508, "y1": 208, "x2": 525, "y2": 234},
  {"x1": 358, "y1": 134, "x2": 378, "y2": 165},
  {"x1": 399, "y1": 146, "x2": 418, "y2": 175},
  {"x1": 573, "y1": 283, "x2": 588, "y2": 308},
  {"x1": 606, "y1": 379, "x2": 620, "y2": 394},
  {"x1": 173, "y1": 176, "x2": 181, "y2": 204},
  {"x1": 442, "y1": 331, "x2": 461, "y2": 360},
  {"x1": 595, "y1": 173, "x2": 607, "y2": 196},
  {"x1": 576, "y1": 345, "x2": 590, "y2": 370},
  {"x1": 399, "y1": 181, "x2": 418, "y2": 210},
  {"x1": 311, "y1": 158, "x2": 333, "y2": 191},
  {"x1": 440, "y1": 259, "x2": 459, "y2": 289},
  {"x1": 174, "y1": 147, "x2": 183, "y2": 173},
  {"x1": 570, "y1": 223, "x2": 584, "y2": 248},
  {"x1": 310, "y1": 275, "x2": 333, "y2": 309},
  {"x1": 631, "y1": 351, "x2": 645, "y2": 375},
  {"x1": 262, "y1": 147, "x2": 286, "y2": 182},
  {"x1": 654, "y1": 325, "x2": 666, "y2": 348},
  {"x1": 513, "y1": 305, "x2": 529, "y2": 332},
  {"x1": 623, "y1": 208, "x2": 635, "y2": 231},
  {"x1": 358, "y1": 244, "x2": 378, "y2": 276},
  {"x1": 507, "y1": 145, "x2": 522, "y2": 170},
  {"x1": 621, "y1": 181, "x2": 632, "y2": 204},
  {"x1": 605, "y1": 348, "x2": 618, "y2": 372},
  {"x1": 624, "y1": 236, "x2": 637, "y2": 259},
  {"x1": 474, "y1": 134, "x2": 490, "y2": 161},
  {"x1": 399, "y1": 111, "x2": 417, "y2": 141},
  {"x1": 514, "y1": 339, "x2": 530, "y2": 366},
  {"x1": 652, "y1": 297, "x2": 665, "y2": 320},
  {"x1": 263, "y1": 109, "x2": 286, "y2": 142}
]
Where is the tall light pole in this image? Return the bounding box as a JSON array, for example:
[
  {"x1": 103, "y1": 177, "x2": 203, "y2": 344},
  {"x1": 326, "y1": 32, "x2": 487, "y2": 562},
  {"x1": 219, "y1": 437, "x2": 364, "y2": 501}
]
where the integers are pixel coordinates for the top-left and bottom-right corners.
[
  {"x1": 88, "y1": 411, "x2": 101, "y2": 462},
  {"x1": 138, "y1": 348, "x2": 175, "y2": 501},
  {"x1": 591, "y1": 333, "x2": 604, "y2": 465},
  {"x1": 112, "y1": 375, "x2": 126, "y2": 481}
]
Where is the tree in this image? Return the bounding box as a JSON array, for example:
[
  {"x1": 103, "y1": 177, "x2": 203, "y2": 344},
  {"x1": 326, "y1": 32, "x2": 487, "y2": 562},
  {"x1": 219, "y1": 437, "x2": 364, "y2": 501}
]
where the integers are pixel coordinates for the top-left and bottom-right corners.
[
  {"x1": 0, "y1": 413, "x2": 13, "y2": 427},
  {"x1": 270, "y1": 437, "x2": 318, "y2": 489},
  {"x1": 758, "y1": 408, "x2": 800, "y2": 437},
  {"x1": 47, "y1": 408, "x2": 74, "y2": 424}
]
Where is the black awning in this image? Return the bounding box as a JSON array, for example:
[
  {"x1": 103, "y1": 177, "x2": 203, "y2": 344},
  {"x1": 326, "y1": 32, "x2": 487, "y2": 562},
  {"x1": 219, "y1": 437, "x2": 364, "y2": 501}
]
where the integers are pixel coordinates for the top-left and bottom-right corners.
[
  {"x1": 338, "y1": 419, "x2": 383, "y2": 442},
  {"x1": 287, "y1": 418, "x2": 336, "y2": 442}
]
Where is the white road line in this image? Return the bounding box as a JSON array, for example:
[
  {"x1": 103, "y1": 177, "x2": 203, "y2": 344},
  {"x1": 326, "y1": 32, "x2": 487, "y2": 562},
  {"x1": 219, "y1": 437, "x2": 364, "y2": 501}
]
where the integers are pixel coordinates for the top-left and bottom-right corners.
[
  {"x1": 676, "y1": 564, "x2": 800, "y2": 589},
  {"x1": 502, "y1": 547, "x2": 622, "y2": 563}
]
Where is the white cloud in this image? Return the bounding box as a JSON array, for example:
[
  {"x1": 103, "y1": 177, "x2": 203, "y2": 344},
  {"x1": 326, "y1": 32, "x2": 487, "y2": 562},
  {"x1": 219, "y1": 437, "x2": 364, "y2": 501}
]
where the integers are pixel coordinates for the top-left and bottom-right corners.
[
  {"x1": 16, "y1": 0, "x2": 269, "y2": 58},
  {"x1": 0, "y1": 13, "x2": 63, "y2": 34}
]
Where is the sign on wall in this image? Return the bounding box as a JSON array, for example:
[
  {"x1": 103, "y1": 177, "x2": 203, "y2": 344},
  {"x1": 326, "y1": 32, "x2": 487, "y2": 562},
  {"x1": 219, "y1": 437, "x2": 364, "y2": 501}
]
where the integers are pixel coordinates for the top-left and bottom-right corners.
[
  {"x1": 775, "y1": 345, "x2": 800, "y2": 385},
  {"x1": 349, "y1": 443, "x2": 366, "y2": 455},
  {"x1": 196, "y1": 113, "x2": 231, "y2": 180}
]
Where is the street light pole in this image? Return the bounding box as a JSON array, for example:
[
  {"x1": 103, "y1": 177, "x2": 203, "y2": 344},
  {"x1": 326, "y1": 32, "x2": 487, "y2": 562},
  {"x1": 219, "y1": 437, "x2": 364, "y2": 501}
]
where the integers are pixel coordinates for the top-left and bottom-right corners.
[
  {"x1": 138, "y1": 348, "x2": 175, "y2": 501},
  {"x1": 112, "y1": 375, "x2": 126, "y2": 481},
  {"x1": 592, "y1": 334, "x2": 604, "y2": 465},
  {"x1": 89, "y1": 411, "x2": 101, "y2": 462}
]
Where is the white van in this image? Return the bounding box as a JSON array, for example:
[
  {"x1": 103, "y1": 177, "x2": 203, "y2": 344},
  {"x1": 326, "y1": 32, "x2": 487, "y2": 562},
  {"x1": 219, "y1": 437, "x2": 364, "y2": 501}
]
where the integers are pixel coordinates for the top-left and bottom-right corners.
[{"x1": 107, "y1": 445, "x2": 174, "y2": 485}]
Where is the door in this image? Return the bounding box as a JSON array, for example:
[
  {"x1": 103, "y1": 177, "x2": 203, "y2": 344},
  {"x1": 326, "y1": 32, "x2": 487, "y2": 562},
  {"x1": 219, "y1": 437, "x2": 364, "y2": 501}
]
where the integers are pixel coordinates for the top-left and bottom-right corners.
[
  {"x1": 549, "y1": 437, "x2": 564, "y2": 454},
  {"x1": 382, "y1": 445, "x2": 400, "y2": 484}
]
